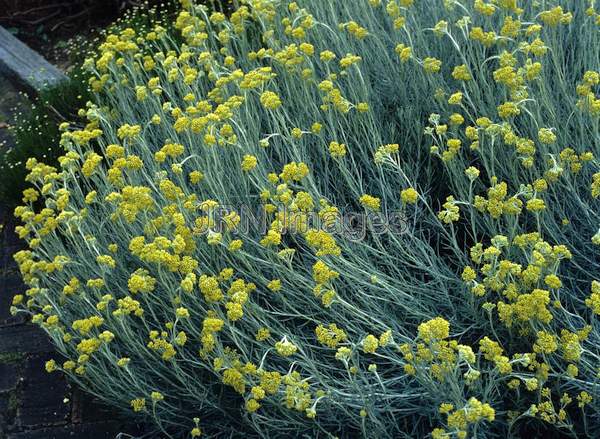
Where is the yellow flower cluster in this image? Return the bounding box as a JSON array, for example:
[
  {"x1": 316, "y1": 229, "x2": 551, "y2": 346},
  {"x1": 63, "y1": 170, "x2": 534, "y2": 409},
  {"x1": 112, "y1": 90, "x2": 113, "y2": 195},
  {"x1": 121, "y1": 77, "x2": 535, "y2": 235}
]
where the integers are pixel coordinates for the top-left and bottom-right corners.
[
  {"x1": 260, "y1": 91, "x2": 282, "y2": 110},
  {"x1": 359, "y1": 194, "x2": 381, "y2": 211}
]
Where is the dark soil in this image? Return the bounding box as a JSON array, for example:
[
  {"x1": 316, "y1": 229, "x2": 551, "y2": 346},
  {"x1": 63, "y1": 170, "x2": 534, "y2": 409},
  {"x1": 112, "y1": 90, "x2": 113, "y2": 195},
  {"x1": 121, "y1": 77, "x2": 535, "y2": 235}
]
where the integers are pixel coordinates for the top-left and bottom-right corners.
[{"x1": 0, "y1": 0, "x2": 155, "y2": 66}]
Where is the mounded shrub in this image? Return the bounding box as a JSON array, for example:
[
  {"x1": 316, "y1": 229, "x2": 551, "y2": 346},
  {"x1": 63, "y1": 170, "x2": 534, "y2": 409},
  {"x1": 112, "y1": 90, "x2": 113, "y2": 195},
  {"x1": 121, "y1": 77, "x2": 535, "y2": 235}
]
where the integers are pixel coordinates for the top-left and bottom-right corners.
[{"x1": 11, "y1": 0, "x2": 600, "y2": 437}]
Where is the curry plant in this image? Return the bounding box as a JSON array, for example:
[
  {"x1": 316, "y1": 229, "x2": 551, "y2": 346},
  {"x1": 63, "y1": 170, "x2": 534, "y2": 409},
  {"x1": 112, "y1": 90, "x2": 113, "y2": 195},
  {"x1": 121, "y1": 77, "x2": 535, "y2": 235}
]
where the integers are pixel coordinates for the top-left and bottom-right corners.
[{"x1": 10, "y1": 0, "x2": 600, "y2": 437}]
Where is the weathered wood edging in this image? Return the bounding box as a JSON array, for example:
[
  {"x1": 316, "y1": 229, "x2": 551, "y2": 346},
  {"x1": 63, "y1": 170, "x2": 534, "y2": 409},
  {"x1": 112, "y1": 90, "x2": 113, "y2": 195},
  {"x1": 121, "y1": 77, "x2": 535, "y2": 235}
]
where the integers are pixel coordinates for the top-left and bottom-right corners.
[{"x1": 0, "y1": 26, "x2": 66, "y2": 94}]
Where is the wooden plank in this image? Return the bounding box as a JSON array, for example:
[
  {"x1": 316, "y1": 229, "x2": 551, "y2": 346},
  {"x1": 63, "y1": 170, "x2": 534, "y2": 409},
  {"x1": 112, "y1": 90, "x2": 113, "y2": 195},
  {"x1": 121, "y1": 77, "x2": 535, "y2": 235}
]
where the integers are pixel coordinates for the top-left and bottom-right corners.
[
  {"x1": 0, "y1": 26, "x2": 66, "y2": 93},
  {"x1": 0, "y1": 324, "x2": 54, "y2": 354}
]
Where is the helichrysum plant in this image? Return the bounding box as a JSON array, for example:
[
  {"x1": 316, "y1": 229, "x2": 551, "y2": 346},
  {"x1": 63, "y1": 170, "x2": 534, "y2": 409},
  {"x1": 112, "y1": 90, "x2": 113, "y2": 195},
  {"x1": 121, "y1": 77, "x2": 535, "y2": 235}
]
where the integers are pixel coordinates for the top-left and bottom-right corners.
[{"x1": 10, "y1": 0, "x2": 600, "y2": 437}]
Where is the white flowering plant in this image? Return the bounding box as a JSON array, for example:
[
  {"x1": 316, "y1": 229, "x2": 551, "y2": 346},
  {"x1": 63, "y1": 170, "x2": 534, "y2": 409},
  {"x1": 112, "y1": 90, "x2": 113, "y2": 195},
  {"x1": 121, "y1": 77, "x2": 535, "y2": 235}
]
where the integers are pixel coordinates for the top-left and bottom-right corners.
[{"x1": 10, "y1": 0, "x2": 600, "y2": 438}]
